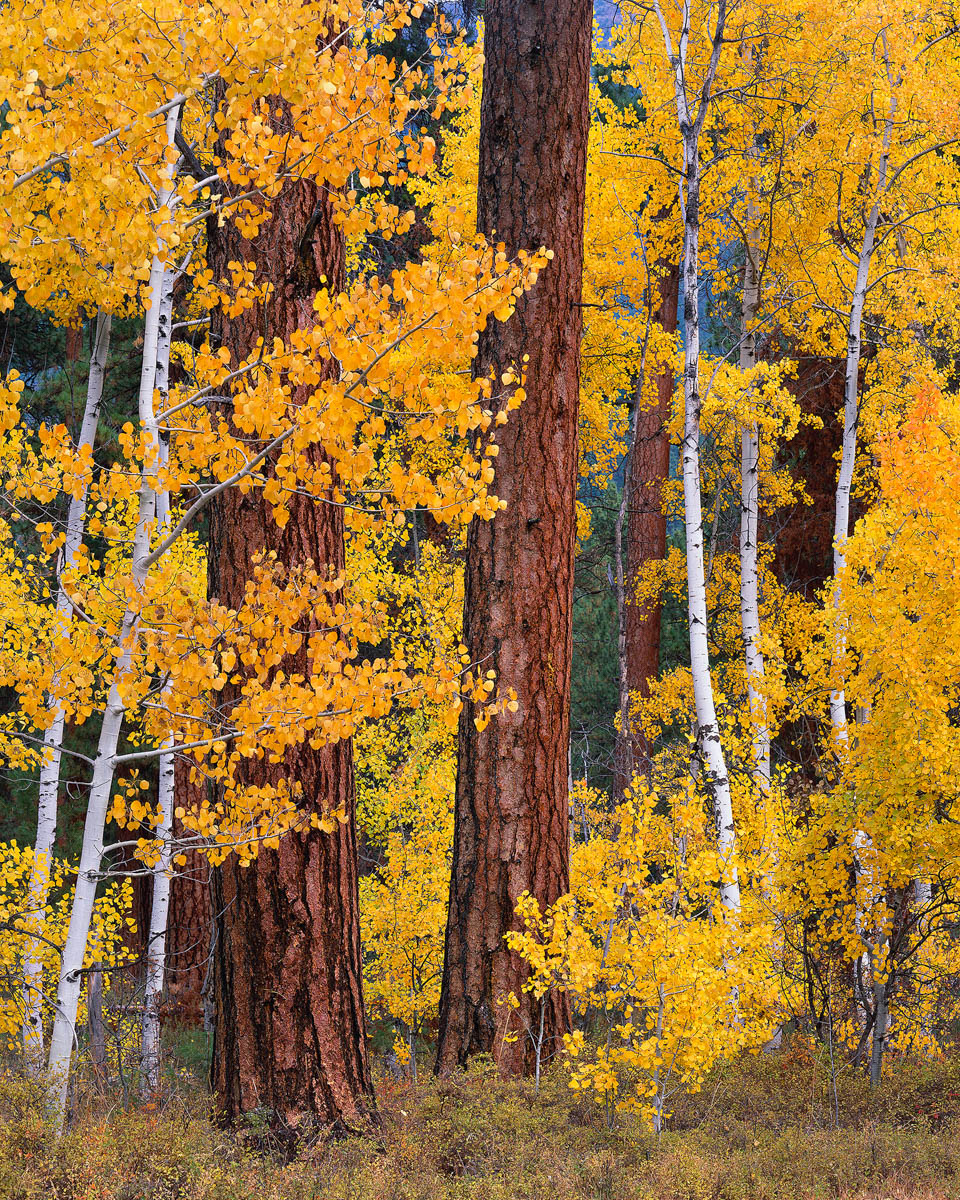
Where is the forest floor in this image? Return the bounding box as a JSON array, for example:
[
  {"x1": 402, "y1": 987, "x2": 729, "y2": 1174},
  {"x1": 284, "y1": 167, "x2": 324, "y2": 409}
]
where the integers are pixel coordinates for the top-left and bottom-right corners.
[{"x1": 2, "y1": 1036, "x2": 960, "y2": 1198}]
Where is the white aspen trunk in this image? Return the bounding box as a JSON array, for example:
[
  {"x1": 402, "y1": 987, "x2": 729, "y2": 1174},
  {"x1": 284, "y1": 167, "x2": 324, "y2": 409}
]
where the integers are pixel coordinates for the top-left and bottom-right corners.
[
  {"x1": 831, "y1": 83, "x2": 896, "y2": 1039},
  {"x1": 869, "y1": 953, "x2": 888, "y2": 1087},
  {"x1": 739, "y1": 420, "x2": 768, "y2": 783},
  {"x1": 614, "y1": 328, "x2": 651, "y2": 794},
  {"x1": 140, "y1": 737, "x2": 174, "y2": 1093},
  {"x1": 46, "y1": 111, "x2": 179, "y2": 1124},
  {"x1": 852, "y1": 825, "x2": 874, "y2": 1035},
  {"x1": 737, "y1": 143, "x2": 779, "y2": 1012},
  {"x1": 737, "y1": 124, "x2": 770, "y2": 789},
  {"x1": 653, "y1": 0, "x2": 737, "y2": 912},
  {"x1": 652, "y1": 984, "x2": 666, "y2": 1138},
  {"x1": 139, "y1": 264, "x2": 176, "y2": 1094},
  {"x1": 914, "y1": 878, "x2": 933, "y2": 1046},
  {"x1": 830, "y1": 90, "x2": 896, "y2": 745},
  {"x1": 22, "y1": 311, "x2": 112, "y2": 1071},
  {"x1": 828, "y1": 235, "x2": 875, "y2": 743},
  {"x1": 46, "y1": 652, "x2": 136, "y2": 1116}
]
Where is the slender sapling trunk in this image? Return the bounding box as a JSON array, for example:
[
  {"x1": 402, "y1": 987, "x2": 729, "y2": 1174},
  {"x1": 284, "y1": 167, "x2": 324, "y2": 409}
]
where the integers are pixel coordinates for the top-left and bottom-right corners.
[
  {"x1": 46, "y1": 111, "x2": 180, "y2": 1124},
  {"x1": 655, "y1": 0, "x2": 740, "y2": 911},
  {"x1": 22, "y1": 311, "x2": 111, "y2": 1069},
  {"x1": 139, "y1": 265, "x2": 176, "y2": 1094}
]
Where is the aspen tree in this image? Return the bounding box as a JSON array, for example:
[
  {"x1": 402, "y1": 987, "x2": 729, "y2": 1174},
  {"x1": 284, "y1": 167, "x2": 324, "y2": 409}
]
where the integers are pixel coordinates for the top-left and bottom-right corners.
[
  {"x1": 22, "y1": 310, "x2": 111, "y2": 1070},
  {"x1": 47, "y1": 108, "x2": 183, "y2": 1121},
  {"x1": 650, "y1": 0, "x2": 740, "y2": 911},
  {"x1": 737, "y1": 42, "x2": 769, "y2": 790},
  {"x1": 828, "y1": 74, "x2": 895, "y2": 747},
  {"x1": 140, "y1": 264, "x2": 177, "y2": 1096},
  {"x1": 614, "y1": 346, "x2": 652, "y2": 796}
]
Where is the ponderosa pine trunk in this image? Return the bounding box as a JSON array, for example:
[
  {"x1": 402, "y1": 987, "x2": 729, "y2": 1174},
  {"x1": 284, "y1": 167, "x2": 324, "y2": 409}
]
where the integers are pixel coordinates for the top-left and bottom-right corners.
[
  {"x1": 435, "y1": 0, "x2": 591, "y2": 1076},
  {"x1": 206, "y1": 122, "x2": 374, "y2": 1135},
  {"x1": 166, "y1": 759, "x2": 211, "y2": 1025},
  {"x1": 166, "y1": 268, "x2": 212, "y2": 1022},
  {"x1": 615, "y1": 262, "x2": 680, "y2": 792}
]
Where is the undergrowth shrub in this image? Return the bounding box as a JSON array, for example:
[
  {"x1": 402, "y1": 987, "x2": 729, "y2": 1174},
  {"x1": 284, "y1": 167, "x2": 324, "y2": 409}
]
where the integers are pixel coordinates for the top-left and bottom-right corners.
[{"x1": 0, "y1": 1045, "x2": 959, "y2": 1198}]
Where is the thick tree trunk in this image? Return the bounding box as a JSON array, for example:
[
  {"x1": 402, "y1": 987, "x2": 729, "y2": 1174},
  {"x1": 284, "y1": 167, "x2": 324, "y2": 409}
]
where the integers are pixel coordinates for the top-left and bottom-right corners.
[
  {"x1": 206, "y1": 124, "x2": 374, "y2": 1134},
  {"x1": 166, "y1": 760, "x2": 211, "y2": 1025},
  {"x1": 773, "y1": 356, "x2": 846, "y2": 597},
  {"x1": 615, "y1": 262, "x2": 679, "y2": 792},
  {"x1": 64, "y1": 316, "x2": 83, "y2": 365},
  {"x1": 435, "y1": 0, "x2": 591, "y2": 1076}
]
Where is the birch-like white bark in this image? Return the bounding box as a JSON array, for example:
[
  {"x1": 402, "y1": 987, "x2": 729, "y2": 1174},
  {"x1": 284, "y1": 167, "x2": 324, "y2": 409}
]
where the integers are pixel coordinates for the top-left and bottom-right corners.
[
  {"x1": 740, "y1": 180, "x2": 780, "y2": 1020},
  {"x1": 839, "y1": 235, "x2": 881, "y2": 1027},
  {"x1": 614, "y1": 270, "x2": 652, "y2": 793},
  {"x1": 830, "y1": 72, "x2": 896, "y2": 1037},
  {"x1": 869, "y1": 961, "x2": 888, "y2": 1086},
  {"x1": 655, "y1": 0, "x2": 740, "y2": 912},
  {"x1": 738, "y1": 117, "x2": 770, "y2": 789},
  {"x1": 828, "y1": 232, "x2": 876, "y2": 742},
  {"x1": 139, "y1": 265, "x2": 176, "y2": 1094},
  {"x1": 140, "y1": 737, "x2": 174, "y2": 1092},
  {"x1": 46, "y1": 111, "x2": 179, "y2": 1123},
  {"x1": 914, "y1": 878, "x2": 933, "y2": 1045},
  {"x1": 830, "y1": 87, "x2": 896, "y2": 745},
  {"x1": 22, "y1": 311, "x2": 112, "y2": 1071}
]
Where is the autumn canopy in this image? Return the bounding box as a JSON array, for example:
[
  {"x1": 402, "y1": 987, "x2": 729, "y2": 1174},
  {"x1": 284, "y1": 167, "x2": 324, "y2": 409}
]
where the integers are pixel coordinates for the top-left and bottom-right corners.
[{"x1": 0, "y1": 0, "x2": 958, "y2": 1149}]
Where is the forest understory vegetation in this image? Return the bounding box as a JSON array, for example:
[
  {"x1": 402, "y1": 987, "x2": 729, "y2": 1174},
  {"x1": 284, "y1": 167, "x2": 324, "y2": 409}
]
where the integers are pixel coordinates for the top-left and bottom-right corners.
[{"x1": 3, "y1": 1036, "x2": 960, "y2": 1199}]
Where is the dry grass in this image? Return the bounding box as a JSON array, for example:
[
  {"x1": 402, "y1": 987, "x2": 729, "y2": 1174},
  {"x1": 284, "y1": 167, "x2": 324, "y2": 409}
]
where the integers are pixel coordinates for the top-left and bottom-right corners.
[{"x1": 1, "y1": 1038, "x2": 960, "y2": 1198}]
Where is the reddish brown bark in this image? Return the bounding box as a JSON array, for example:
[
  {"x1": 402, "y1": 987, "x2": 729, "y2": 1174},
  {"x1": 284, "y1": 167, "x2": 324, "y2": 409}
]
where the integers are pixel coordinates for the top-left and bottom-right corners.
[
  {"x1": 64, "y1": 315, "x2": 83, "y2": 364},
  {"x1": 772, "y1": 355, "x2": 847, "y2": 598},
  {"x1": 435, "y1": 0, "x2": 591, "y2": 1076},
  {"x1": 615, "y1": 262, "x2": 680, "y2": 791},
  {"x1": 165, "y1": 757, "x2": 211, "y2": 1026},
  {"x1": 114, "y1": 829, "x2": 151, "y2": 971},
  {"x1": 771, "y1": 353, "x2": 869, "y2": 777},
  {"x1": 206, "y1": 113, "x2": 374, "y2": 1136}
]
